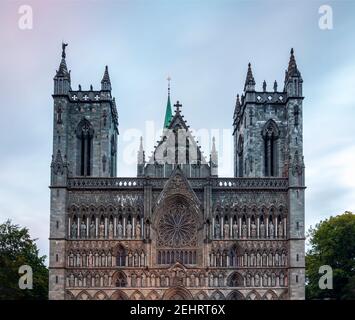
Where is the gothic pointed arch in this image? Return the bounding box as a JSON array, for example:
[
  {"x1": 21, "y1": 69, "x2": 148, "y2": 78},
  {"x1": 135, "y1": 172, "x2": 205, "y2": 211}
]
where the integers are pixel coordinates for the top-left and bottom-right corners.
[
  {"x1": 65, "y1": 290, "x2": 75, "y2": 300},
  {"x1": 93, "y1": 290, "x2": 108, "y2": 300},
  {"x1": 113, "y1": 270, "x2": 127, "y2": 287},
  {"x1": 162, "y1": 286, "x2": 193, "y2": 300},
  {"x1": 110, "y1": 289, "x2": 129, "y2": 300},
  {"x1": 246, "y1": 290, "x2": 261, "y2": 300},
  {"x1": 116, "y1": 244, "x2": 126, "y2": 267},
  {"x1": 262, "y1": 289, "x2": 278, "y2": 300},
  {"x1": 210, "y1": 290, "x2": 225, "y2": 300},
  {"x1": 194, "y1": 290, "x2": 209, "y2": 300},
  {"x1": 227, "y1": 290, "x2": 244, "y2": 300},
  {"x1": 130, "y1": 290, "x2": 145, "y2": 300},
  {"x1": 76, "y1": 290, "x2": 92, "y2": 300},
  {"x1": 262, "y1": 119, "x2": 280, "y2": 177},
  {"x1": 227, "y1": 271, "x2": 244, "y2": 287},
  {"x1": 76, "y1": 118, "x2": 94, "y2": 176},
  {"x1": 146, "y1": 290, "x2": 161, "y2": 300}
]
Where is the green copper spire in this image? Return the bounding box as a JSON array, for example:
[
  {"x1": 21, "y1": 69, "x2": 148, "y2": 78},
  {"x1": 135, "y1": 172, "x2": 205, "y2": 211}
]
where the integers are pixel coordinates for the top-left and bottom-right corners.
[{"x1": 164, "y1": 76, "x2": 172, "y2": 128}]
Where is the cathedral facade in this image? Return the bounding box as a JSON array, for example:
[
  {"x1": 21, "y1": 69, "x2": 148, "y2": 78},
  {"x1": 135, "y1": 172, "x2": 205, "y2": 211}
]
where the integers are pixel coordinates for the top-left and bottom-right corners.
[{"x1": 49, "y1": 44, "x2": 305, "y2": 300}]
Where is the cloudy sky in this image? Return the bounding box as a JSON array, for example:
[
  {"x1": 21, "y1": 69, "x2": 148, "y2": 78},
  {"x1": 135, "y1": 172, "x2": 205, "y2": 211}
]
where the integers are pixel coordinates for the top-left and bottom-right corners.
[{"x1": 0, "y1": 0, "x2": 354, "y2": 260}]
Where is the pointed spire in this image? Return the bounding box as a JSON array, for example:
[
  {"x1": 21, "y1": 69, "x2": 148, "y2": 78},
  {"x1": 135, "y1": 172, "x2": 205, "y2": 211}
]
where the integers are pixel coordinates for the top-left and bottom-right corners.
[
  {"x1": 210, "y1": 137, "x2": 218, "y2": 176},
  {"x1": 262, "y1": 80, "x2": 267, "y2": 92},
  {"x1": 234, "y1": 94, "x2": 241, "y2": 118},
  {"x1": 137, "y1": 136, "x2": 145, "y2": 164},
  {"x1": 244, "y1": 62, "x2": 256, "y2": 91},
  {"x1": 56, "y1": 42, "x2": 70, "y2": 78},
  {"x1": 164, "y1": 76, "x2": 173, "y2": 128},
  {"x1": 101, "y1": 65, "x2": 112, "y2": 91},
  {"x1": 273, "y1": 80, "x2": 278, "y2": 92},
  {"x1": 287, "y1": 48, "x2": 301, "y2": 78},
  {"x1": 54, "y1": 42, "x2": 71, "y2": 94}
]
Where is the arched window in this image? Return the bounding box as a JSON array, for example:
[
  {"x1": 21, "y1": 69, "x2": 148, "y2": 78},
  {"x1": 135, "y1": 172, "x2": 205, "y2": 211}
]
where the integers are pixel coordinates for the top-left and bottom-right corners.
[
  {"x1": 262, "y1": 120, "x2": 279, "y2": 176},
  {"x1": 116, "y1": 245, "x2": 126, "y2": 267},
  {"x1": 76, "y1": 119, "x2": 94, "y2": 176},
  {"x1": 237, "y1": 135, "x2": 244, "y2": 177},
  {"x1": 114, "y1": 271, "x2": 127, "y2": 287}
]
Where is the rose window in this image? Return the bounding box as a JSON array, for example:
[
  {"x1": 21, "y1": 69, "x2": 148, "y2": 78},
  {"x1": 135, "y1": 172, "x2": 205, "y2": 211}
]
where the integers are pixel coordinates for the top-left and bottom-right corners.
[{"x1": 157, "y1": 203, "x2": 197, "y2": 247}]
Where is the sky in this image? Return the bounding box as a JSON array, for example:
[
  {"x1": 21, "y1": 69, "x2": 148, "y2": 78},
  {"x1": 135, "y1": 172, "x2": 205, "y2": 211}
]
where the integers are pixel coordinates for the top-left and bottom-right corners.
[{"x1": 0, "y1": 0, "x2": 355, "y2": 260}]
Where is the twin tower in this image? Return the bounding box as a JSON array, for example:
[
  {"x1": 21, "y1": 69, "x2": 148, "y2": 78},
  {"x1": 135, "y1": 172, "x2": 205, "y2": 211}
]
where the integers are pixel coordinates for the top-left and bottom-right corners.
[{"x1": 49, "y1": 43, "x2": 305, "y2": 300}]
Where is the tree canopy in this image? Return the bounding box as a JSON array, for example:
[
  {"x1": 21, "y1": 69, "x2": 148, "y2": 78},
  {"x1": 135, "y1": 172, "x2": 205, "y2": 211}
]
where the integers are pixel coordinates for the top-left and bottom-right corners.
[
  {"x1": 306, "y1": 211, "x2": 355, "y2": 299},
  {"x1": 0, "y1": 220, "x2": 48, "y2": 299}
]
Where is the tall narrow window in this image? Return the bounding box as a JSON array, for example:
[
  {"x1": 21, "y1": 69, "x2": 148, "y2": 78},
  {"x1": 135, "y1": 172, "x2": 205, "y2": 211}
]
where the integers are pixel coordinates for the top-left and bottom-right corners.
[
  {"x1": 76, "y1": 119, "x2": 94, "y2": 176},
  {"x1": 237, "y1": 135, "x2": 244, "y2": 177},
  {"x1": 262, "y1": 119, "x2": 279, "y2": 176}
]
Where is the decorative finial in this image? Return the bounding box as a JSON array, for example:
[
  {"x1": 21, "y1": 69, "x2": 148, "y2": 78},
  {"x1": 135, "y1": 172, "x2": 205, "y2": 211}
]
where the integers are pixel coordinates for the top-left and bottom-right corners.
[
  {"x1": 174, "y1": 100, "x2": 182, "y2": 113},
  {"x1": 263, "y1": 80, "x2": 267, "y2": 92},
  {"x1": 167, "y1": 76, "x2": 171, "y2": 97},
  {"x1": 90, "y1": 84, "x2": 93, "y2": 91},
  {"x1": 273, "y1": 80, "x2": 278, "y2": 92},
  {"x1": 78, "y1": 84, "x2": 82, "y2": 91},
  {"x1": 62, "y1": 42, "x2": 68, "y2": 59},
  {"x1": 291, "y1": 48, "x2": 294, "y2": 55}
]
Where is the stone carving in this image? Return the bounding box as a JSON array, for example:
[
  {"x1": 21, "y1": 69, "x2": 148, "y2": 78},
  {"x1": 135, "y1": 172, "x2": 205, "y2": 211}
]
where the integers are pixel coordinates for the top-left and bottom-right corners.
[
  {"x1": 224, "y1": 223, "x2": 230, "y2": 239},
  {"x1": 135, "y1": 222, "x2": 141, "y2": 239},
  {"x1": 71, "y1": 221, "x2": 77, "y2": 239},
  {"x1": 126, "y1": 221, "x2": 132, "y2": 239},
  {"x1": 269, "y1": 221, "x2": 274, "y2": 238},
  {"x1": 242, "y1": 222, "x2": 247, "y2": 238},
  {"x1": 117, "y1": 221, "x2": 123, "y2": 238},
  {"x1": 250, "y1": 221, "x2": 257, "y2": 238},
  {"x1": 99, "y1": 221, "x2": 105, "y2": 238},
  {"x1": 108, "y1": 221, "x2": 114, "y2": 239},
  {"x1": 214, "y1": 221, "x2": 221, "y2": 239},
  {"x1": 233, "y1": 221, "x2": 238, "y2": 239},
  {"x1": 90, "y1": 221, "x2": 95, "y2": 238},
  {"x1": 80, "y1": 221, "x2": 87, "y2": 238}
]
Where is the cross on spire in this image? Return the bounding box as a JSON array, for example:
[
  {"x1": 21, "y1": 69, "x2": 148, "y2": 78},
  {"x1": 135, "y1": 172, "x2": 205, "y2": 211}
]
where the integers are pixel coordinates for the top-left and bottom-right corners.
[
  {"x1": 174, "y1": 100, "x2": 182, "y2": 113},
  {"x1": 167, "y1": 76, "x2": 171, "y2": 97}
]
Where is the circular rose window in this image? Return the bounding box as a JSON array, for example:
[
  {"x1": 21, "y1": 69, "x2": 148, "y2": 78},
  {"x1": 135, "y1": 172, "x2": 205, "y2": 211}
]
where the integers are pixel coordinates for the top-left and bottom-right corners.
[{"x1": 157, "y1": 202, "x2": 197, "y2": 247}]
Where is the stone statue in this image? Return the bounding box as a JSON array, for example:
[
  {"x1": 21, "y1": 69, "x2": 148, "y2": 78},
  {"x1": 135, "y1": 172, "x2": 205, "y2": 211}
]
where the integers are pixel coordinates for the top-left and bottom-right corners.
[
  {"x1": 278, "y1": 221, "x2": 283, "y2": 238},
  {"x1": 108, "y1": 221, "x2": 114, "y2": 239},
  {"x1": 135, "y1": 222, "x2": 141, "y2": 239},
  {"x1": 224, "y1": 222, "x2": 230, "y2": 239},
  {"x1": 250, "y1": 221, "x2": 257, "y2": 238},
  {"x1": 126, "y1": 221, "x2": 132, "y2": 239},
  {"x1": 88, "y1": 252, "x2": 93, "y2": 267},
  {"x1": 90, "y1": 221, "x2": 95, "y2": 238},
  {"x1": 71, "y1": 221, "x2": 77, "y2": 239},
  {"x1": 260, "y1": 221, "x2": 266, "y2": 238},
  {"x1": 80, "y1": 221, "x2": 86, "y2": 238},
  {"x1": 99, "y1": 221, "x2": 105, "y2": 238},
  {"x1": 269, "y1": 221, "x2": 274, "y2": 238},
  {"x1": 117, "y1": 221, "x2": 123, "y2": 238},
  {"x1": 242, "y1": 221, "x2": 247, "y2": 238},
  {"x1": 232, "y1": 221, "x2": 238, "y2": 238},
  {"x1": 214, "y1": 221, "x2": 221, "y2": 239}
]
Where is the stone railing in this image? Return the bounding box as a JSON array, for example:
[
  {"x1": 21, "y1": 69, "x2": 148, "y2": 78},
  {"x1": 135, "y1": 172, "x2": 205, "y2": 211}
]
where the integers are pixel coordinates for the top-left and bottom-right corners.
[
  {"x1": 212, "y1": 178, "x2": 288, "y2": 190},
  {"x1": 67, "y1": 176, "x2": 288, "y2": 190}
]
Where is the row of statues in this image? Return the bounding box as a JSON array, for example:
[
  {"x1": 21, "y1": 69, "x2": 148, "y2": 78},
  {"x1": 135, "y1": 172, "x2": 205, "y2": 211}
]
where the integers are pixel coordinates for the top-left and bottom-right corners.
[
  {"x1": 213, "y1": 220, "x2": 284, "y2": 239},
  {"x1": 70, "y1": 220, "x2": 142, "y2": 239}
]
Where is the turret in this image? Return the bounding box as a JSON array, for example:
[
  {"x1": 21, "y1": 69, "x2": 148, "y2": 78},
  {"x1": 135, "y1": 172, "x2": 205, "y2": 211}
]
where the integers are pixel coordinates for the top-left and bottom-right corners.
[
  {"x1": 137, "y1": 136, "x2": 145, "y2": 177},
  {"x1": 53, "y1": 43, "x2": 71, "y2": 95},
  {"x1": 210, "y1": 137, "x2": 218, "y2": 177},
  {"x1": 284, "y1": 48, "x2": 303, "y2": 97}
]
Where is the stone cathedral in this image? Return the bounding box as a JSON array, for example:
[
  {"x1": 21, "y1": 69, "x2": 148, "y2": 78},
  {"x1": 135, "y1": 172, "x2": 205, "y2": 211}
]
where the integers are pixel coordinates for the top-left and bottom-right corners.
[{"x1": 49, "y1": 44, "x2": 305, "y2": 300}]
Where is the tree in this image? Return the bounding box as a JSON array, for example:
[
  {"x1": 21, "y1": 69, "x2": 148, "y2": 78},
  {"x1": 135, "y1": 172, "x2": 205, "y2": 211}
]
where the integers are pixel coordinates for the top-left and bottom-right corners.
[
  {"x1": 0, "y1": 220, "x2": 48, "y2": 299},
  {"x1": 306, "y1": 211, "x2": 355, "y2": 299}
]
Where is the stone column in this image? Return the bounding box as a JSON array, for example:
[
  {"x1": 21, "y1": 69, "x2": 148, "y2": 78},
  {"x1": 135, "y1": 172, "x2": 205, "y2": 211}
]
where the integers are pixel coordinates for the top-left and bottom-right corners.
[
  {"x1": 68, "y1": 217, "x2": 71, "y2": 238},
  {"x1": 95, "y1": 217, "x2": 99, "y2": 238},
  {"x1": 212, "y1": 217, "x2": 215, "y2": 239},
  {"x1": 114, "y1": 217, "x2": 117, "y2": 237},
  {"x1": 77, "y1": 217, "x2": 80, "y2": 238},
  {"x1": 221, "y1": 216, "x2": 224, "y2": 239},
  {"x1": 105, "y1": 217, "x2": 108, "y2": 239},
  {"x1": 257, "y1": 216, "x2": 260, "y2": 238},
  {"x1": 132, "y1": 216, "x2": 135, "y2": 239},
  {"x1": 141, "y1": 219, "x2": 144, "y2": 238},
  {"x1": 247, "y1": 217, "x2": 250, "y2": 238},
  {"x1": 229, "y1": 216, "x2": 233, "y2": 238},
  {"x1": 239, "y1": 217, "x2": 242, "y2": 238},
  {"x1": 284, "y1": 217, "x2": 287, "y2": 238},
  {"x1": 266, "y1": 216, "x2": 269, "y2": 238},
  {"x1": 123, "y1": 217, "x2": 126, "y2": 238},
  {"x1": 86, "y1": 217, "x2": 89, "y2": 238}
]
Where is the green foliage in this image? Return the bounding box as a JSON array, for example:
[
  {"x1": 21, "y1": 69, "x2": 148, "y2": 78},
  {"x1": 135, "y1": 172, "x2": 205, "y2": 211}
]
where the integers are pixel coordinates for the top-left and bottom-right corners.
[
  {"x1": 306, "y1": 211, "x2": 355, "y2": 300},
  {"x1": 0, "y1": 220, "x2": 48, "y2": 300}
]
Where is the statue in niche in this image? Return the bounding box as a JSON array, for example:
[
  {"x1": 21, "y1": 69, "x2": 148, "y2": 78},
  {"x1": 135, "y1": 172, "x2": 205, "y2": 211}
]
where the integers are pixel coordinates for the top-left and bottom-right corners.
[
  {"x1": 135, "y1": 222, "x2": 141, "y2": 239},
  {"x1": 117, "y1": 221, "x2": 123, "y2": 238},
  {"x1": 80, "y1": 221, "x2": 86, "y2": 238},
  {"x1": 126, "y1": 221, "x2": 132, "y2": 239},
  {"x1": 90, "y1": 221, "x2": 95, "y2": 238},
  {"x1": 269, "y1": 221, "x2": 274, "y2": 238},
  {"x1": 242, "y1": 221, "x2": 247, "y2": 238},
  {"x1": 108, "y1": 221, "x2": 114, "y2": 239},
  {"x1": 259, "y1": 221, "x2": 266, "y2": 238},
  {"x1": 232, "y1": 221, "x2": 238, "y2": 238},
  {"x1": 214, "y1": 221, "x2": 220, "y2": 239},
  {"x1": 88, "y1": 252, "x2": 93, "y2": 267},
  {"x1": 278, "y1": 221, "x2": 283, "y2": 238},
  {"x1": 145, "y1": 221, "x2": 150, "y2": 239},
  {"x1": 250, "y1": 221, "x2": 257, "y2": 238},
  {"x1": 224, "y1": 222, "x2": 230, "y2": 239},
  {"x1": 99, "y1": 221, "x2": 105, "y2": 238},
  {"x1": 71, "y1": 221, "x2": 77, "y2": 239}
]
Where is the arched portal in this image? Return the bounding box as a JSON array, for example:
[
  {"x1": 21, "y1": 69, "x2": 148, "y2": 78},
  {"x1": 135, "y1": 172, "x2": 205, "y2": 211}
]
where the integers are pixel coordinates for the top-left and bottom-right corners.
[{"x1": 162, "y1": 287, "x2": 193, "y2": 300}]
